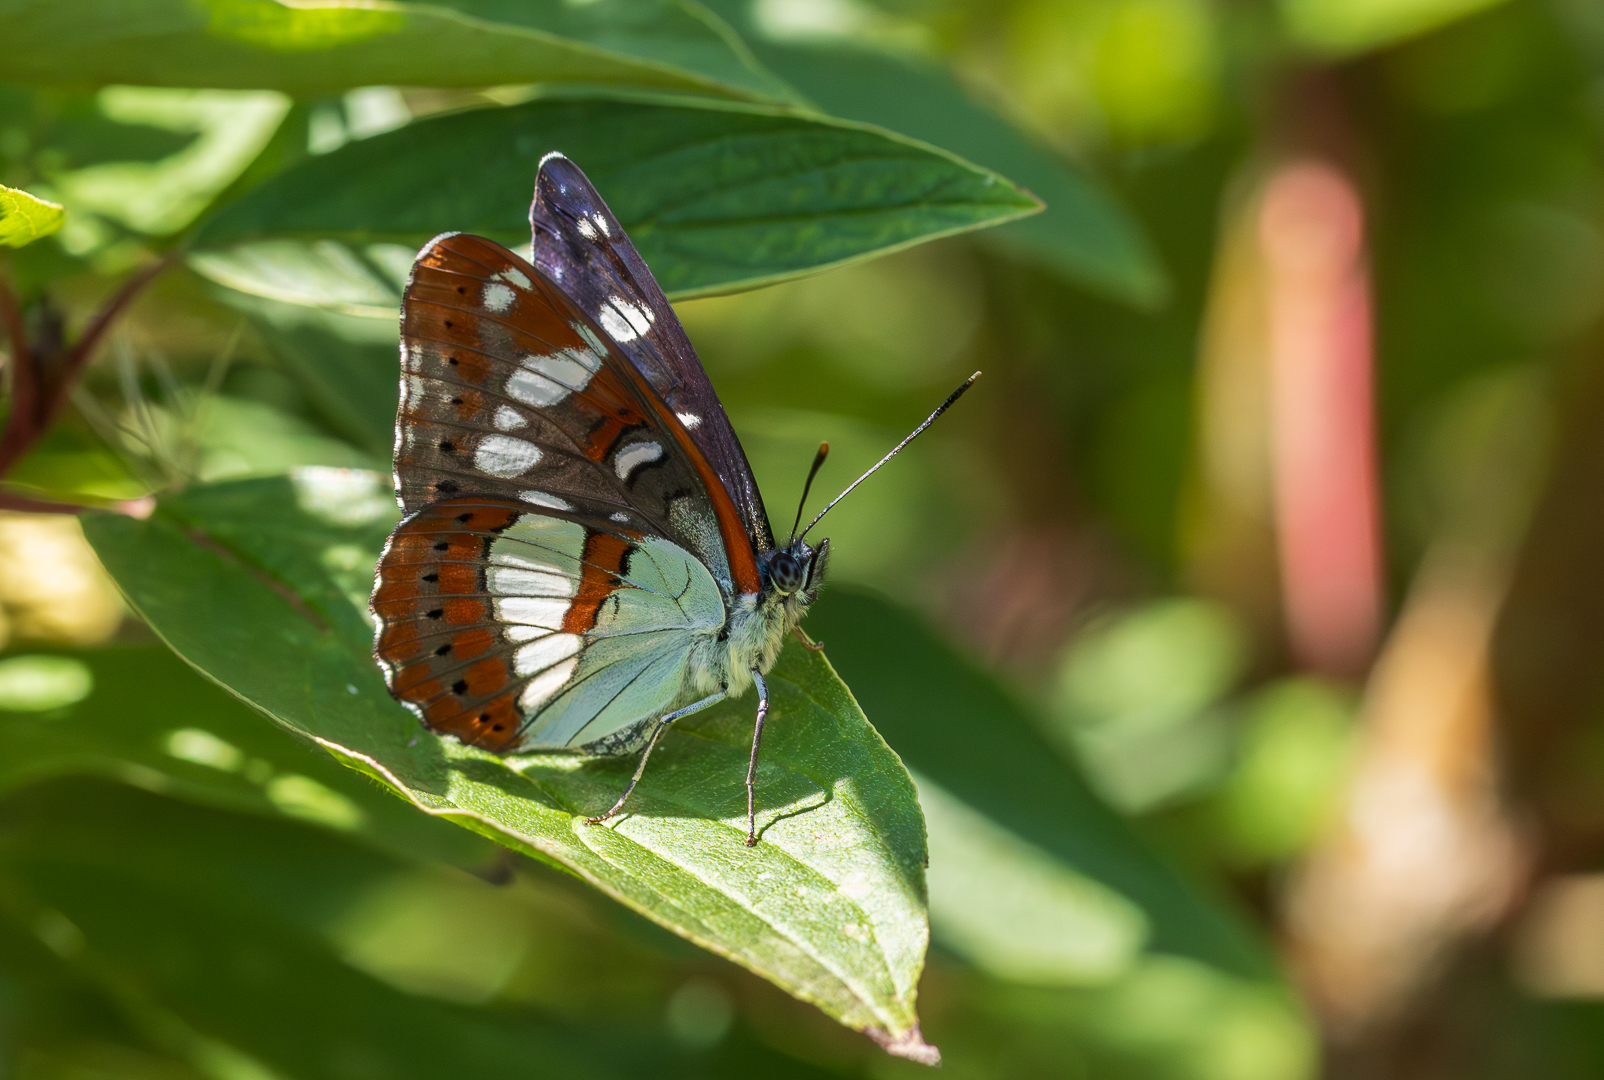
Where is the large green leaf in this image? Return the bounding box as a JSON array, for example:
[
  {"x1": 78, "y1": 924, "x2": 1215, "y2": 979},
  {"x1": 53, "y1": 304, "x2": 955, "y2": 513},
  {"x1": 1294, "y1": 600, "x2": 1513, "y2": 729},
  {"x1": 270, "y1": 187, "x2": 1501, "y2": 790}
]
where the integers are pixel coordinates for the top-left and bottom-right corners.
[
  {"x1": 694, "y1": 4, "x2": 1166, "y2": 306},
  {"x1": 244, "y1": 305, "x2": 403, "y2": 455},
  {"x1": 0, "y1": 779, "x2": 769, "y2": 1080},
  {"x1": 0, "y1": 784, "x2": 616, "y2": 1080},
  {"x1": 0, "y1": 182, "x2": 64, "y2": 247},
  {"x1": 808, "y1": 588, "x2": 1270, "y2": 978},
  {"x1": 805, "y1": 590, "x2": 1316, "y2": 1078},
  {"x1": 1280, "y1": 0, "x2": 1512, "y2": 54},
  {"x1": 189, "y1": 93, "x2": 1042, "y2": 307},
  {"x1": 80, "y1": 471, "x2": 937, "y2": 1061},
  {"x1": 0, "y1": 645, "x2": 496, "y2": 869},
  {"x1": 0, "y1": 0, "x2": 792, "y2": 101}
]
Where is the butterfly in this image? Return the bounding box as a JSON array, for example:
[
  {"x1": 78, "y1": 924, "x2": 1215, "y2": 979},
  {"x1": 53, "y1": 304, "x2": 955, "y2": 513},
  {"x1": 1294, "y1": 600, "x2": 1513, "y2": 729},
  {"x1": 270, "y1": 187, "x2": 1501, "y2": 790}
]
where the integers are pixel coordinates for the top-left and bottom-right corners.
[{"x1": 370, "y1": 152, "x2": 974, "y2": 845}]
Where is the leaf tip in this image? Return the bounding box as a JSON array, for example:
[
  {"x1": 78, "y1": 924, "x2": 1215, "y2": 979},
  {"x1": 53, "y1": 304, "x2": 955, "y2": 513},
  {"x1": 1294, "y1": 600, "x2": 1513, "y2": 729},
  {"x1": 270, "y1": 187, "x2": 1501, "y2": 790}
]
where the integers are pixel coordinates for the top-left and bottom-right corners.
[
  {"x1": 871, "y1": 1025, "x2": 941, "y2": 1066},
  {"x1": 0, "y1": 184, "x2": 65, "y2": 248}
]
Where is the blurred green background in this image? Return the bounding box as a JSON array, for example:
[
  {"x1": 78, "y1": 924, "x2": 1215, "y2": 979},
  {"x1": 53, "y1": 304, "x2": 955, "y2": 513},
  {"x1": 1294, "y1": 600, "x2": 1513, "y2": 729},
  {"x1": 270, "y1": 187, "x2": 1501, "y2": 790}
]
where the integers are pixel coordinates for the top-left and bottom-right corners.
[{"x1": 6, "y1": 0, "x2": 1604, "y2": 1077}]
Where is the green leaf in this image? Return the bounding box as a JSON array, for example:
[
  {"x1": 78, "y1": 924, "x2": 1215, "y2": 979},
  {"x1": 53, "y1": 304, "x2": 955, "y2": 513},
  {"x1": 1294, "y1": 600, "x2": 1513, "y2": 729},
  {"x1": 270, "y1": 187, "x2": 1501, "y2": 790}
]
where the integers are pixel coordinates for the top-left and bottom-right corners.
[
  {"x1": 0, "y1": 182, "x2": 64, "y2": 247},
  {"x1": 805, "y1": 588, "x2": 1279, "y2": 980},
  {"x1": 1280, "y1": 0, "x2": 1513, "y2": 54},
  {"x1": 80, "y1": 472, "x2": 938, "y2": 1060},
  {"x1": 0, "y1": 780, "x2": 648, "y2": 1080},
  {"x1": 804, "y1": 589, "x2": 1317, "y2": 1076},
  {"x1": 0, "y1": 0, "x2": 792, "y2": 102},
  {"x1": 694, "y1": 7, "x2": 1166, "y2": 305},
  {"x1": 0, "y1": 88, "x2": 199, "y2": 172},
  {"x1": 2, "y1": 777, "x2": 888, "y2": 1079},
  {"x1": 0, "y1": 908, "x2": 209, "y2": 1080},
  {"x1": 0, "y1": 645, "x2": 497, "y2": 869},
  {"x1": 189, "y1": 93, "x2": 1042, "y2": 307},
  {"x1": 255, "y1": 316, "x2": 403, "y2": 456},
  {"x1": 6, "y1": 419, "x2": 152, "y2": 503}
]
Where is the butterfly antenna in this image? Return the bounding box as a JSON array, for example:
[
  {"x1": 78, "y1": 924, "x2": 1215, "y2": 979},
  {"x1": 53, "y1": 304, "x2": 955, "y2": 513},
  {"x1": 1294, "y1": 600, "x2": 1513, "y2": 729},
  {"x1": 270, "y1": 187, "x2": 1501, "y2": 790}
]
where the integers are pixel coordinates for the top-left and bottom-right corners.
[
  {"x1": 788, "y1": 442, "x2": 831, "y2": 546},
  {"x1": 797, "y1": 372, "x2": 980, "y2": 543}
]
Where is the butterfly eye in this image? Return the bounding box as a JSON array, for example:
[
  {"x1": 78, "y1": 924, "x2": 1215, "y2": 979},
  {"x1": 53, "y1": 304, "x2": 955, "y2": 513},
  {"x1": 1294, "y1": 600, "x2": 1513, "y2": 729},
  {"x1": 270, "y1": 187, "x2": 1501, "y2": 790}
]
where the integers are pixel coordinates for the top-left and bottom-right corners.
[{"x1": 769, "y1": 552, "x2": 804, "y2": 595}]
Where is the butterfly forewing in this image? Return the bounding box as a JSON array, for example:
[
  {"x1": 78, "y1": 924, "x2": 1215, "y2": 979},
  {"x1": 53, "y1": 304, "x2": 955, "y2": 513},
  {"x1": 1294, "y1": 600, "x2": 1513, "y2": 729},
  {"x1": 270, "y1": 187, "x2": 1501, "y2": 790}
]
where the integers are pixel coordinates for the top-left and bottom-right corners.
[
  {"x1": 400, "y1": 238, "x2": 664, "y2": 528},
  {"x1": 395, "y1": 233, "x2": 757, "y2": 582},
  {"x1": 530, "y1": 155, "x2": 775, "y2": 554}
]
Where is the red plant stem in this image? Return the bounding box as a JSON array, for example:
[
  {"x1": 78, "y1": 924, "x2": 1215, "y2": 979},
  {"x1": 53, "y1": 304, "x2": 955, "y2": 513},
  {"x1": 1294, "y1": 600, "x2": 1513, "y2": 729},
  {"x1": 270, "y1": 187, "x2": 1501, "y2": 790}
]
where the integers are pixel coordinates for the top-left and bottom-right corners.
[
  {"x1": 0, "y1": 253, "x2": 174, "y2": 480},
  {"x1": 41, "y1": 252, "x2": 174, "y2": 429},
  {"x1": 0, "y1": 491, "x2": 93, "y2": 514},
  {"x1": 0, "y1": 269, "x2": 29, "y2": 375},
  {"x1": 0, "y1": 268, "x2": 36, "y2": 474}
]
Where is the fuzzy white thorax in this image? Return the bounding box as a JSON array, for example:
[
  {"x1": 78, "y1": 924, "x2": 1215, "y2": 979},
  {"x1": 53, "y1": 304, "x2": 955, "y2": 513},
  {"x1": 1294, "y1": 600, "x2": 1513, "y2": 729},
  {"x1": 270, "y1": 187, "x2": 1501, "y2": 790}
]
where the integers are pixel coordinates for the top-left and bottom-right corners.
[{"x1": 682, "y1": 583, "x2": 818, "y2": 701}]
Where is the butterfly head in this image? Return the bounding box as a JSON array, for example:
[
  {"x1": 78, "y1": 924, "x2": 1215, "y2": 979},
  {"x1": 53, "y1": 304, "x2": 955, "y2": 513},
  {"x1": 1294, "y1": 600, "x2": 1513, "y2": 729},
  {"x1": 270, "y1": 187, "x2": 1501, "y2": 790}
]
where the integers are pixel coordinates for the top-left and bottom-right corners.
[{"x1": 762, "y1": 537, "x2": 828, "y2": 603}]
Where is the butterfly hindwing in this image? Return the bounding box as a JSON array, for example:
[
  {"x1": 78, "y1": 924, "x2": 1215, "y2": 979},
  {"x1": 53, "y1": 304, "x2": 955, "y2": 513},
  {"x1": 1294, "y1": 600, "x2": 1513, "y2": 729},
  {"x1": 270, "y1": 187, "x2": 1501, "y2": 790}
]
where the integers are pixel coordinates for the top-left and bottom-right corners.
[
  {"x1": 529, "y1": 154, "x2": 775, "y2": 554},
  {"x1": 371, "y1": 496, "x2": 725, "y2": 752}
]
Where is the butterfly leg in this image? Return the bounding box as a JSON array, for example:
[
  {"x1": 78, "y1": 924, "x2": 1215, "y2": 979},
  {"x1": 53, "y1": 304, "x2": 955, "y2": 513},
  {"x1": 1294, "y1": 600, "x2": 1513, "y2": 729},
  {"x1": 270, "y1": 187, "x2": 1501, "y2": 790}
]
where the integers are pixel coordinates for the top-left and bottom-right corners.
[
  {"x1": 585, "y1": 690, "x2": 727, "y2": 827},
  {"x1": 744, "y1": 670, "x2": 770, "y2": 846}
]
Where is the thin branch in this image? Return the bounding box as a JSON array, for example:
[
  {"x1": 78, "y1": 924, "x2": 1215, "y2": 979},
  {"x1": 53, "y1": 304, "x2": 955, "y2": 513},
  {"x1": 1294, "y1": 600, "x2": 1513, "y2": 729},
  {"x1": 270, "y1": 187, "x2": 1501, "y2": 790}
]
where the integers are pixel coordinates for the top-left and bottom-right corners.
[
  {"x1": 0, "y1": 267, "x2": 30, "y2": 374},
  {"x1": 0, "y1": 489, "x2": 153, "y2": 517},
  {"x1": 42, "y1": 250, "x2": 176, "y2": 429},
  {"x1": 0, "y1": 252, "x2": 175, "y2": 480},
  {"x1": 0, "y1": 267, "x2": 38, "y2": 473},
  {"x1": 0, "y1": 491, "x2": 90, "y2": 514}
]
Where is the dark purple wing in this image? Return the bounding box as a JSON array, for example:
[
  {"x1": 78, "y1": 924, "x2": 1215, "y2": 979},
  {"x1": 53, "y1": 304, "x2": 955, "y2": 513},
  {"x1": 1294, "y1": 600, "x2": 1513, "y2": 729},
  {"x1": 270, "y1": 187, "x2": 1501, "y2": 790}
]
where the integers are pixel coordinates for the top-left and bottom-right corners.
[{"x1": 528, "y1": 152, "x2": 776, "y2": 554}]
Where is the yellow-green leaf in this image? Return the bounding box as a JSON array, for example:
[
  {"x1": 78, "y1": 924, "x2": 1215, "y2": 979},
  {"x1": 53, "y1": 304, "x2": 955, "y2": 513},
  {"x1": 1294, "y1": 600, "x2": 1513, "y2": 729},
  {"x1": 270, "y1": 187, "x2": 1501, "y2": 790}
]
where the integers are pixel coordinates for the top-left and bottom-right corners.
[{"x1": 0, "y1": 184, "x2": 65, "y2": 247}]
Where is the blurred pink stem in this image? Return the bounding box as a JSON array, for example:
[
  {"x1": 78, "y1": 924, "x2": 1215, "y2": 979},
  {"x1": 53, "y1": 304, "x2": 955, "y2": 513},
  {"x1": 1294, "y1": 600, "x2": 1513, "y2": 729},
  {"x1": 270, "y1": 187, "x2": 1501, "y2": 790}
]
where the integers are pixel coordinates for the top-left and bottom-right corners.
[{"x1": 1260, "y1": 161, "x2": 1383, "y2": 676}]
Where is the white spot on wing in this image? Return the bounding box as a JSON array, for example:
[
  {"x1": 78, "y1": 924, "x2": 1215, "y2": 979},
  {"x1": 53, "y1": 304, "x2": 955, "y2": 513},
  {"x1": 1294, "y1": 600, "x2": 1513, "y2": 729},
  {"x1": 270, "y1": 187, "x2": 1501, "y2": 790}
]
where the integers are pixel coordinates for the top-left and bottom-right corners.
[
  {"x1": 489, "y1": 565, "x2": 577, "y2": 598},
  {"x1": 489, "y1": 535, "x2": 580, "y2": 573},
  {"x1": 592, "y1": 213, "x2": 611, "y2": 237},
  {"x1": 598, "y1": 297, "x2": 655, "y2": 343},
  {"x1": 474, "y1": 434, "x2": 541, "y2": 478},
  {"x1": 514, "y1": 633, "x2": 581, "y2": 677},
  {"x1": 492, "y1": 405, "x2": 525, "y2": 431},
  {"x1": 597, "y1": 306, "x2": 633, "y2": 342},
  {"x1": 611, "y1": 512, "x2": 630, "y2": 523},
  {"x1": 496, "y1": 595, "x2": 568, "y2": 628},
  {"x1": 505, "y1": 368, "x2": 565, "y2": 407},
  {"x1": 496, "y1": 516, "x2": 587, "y2": 571},
  {"x1": 491, "y1": 550, "x2": 551, "y2": 571},
  {"x1": 505, "y1": 625, "x2": 548, "y2": 643},
  {"x1": 519, "y1": 657, "x2": 577, "y2": 711},
  {"x1": 576, "y1": 218, "x2": 597, "y2": 240},
  {"x1": 506, "y1": 347, "x2": 600, "y2": 407},
  {"x1": 614, "y1": 441, "x2": 663, "y2": 480},
  {"x1": 528, "y1": 349, "x2": 598, "y2": 384},
  {"x1": 496, "y1": 268, "x2": 531, "y2": 290},
  {"x1": 482, "y1": 283, "x2": 514, "y2": 313},
  {"x1": 675, "y1": 412, "x2": 701, "y2": 430},
  {"x1": 519, "y1": 491, "x2": 572, "y2": 511}
]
